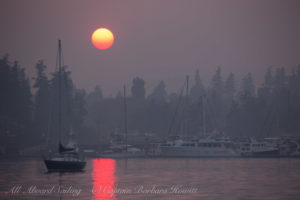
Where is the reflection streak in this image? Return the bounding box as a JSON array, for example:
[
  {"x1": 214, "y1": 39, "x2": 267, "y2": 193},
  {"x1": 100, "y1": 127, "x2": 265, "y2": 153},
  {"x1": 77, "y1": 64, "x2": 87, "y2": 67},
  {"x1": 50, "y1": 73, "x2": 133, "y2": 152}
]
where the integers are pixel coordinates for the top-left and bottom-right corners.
[{"x1": 92, "y1": 159, "x2": 116, "y2": 200}]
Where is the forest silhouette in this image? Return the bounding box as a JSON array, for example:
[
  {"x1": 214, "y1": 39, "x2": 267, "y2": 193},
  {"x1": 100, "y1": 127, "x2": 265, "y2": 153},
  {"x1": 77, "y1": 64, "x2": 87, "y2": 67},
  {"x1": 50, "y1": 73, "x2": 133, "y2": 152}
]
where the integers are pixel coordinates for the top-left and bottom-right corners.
[{"x1": 1, "y1": 54, "x2": 300, "y2": 153}]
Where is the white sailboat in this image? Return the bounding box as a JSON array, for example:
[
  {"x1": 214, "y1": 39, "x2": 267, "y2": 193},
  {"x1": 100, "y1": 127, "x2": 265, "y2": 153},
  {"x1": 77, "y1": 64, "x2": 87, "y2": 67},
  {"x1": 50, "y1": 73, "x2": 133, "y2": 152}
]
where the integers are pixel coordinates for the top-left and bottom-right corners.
[
  {"x1": 160, "y1": 135, "x2": 238, "y2": 157},
  {"x1": 237, "y1": 138, "x2": 279, "y2": 157},
  {"x1": 160, "y1": 76, "x2": 239, "y2": 157},
  {"x1": 99, "y1": 85, "x2": 145, "y2": 158}
]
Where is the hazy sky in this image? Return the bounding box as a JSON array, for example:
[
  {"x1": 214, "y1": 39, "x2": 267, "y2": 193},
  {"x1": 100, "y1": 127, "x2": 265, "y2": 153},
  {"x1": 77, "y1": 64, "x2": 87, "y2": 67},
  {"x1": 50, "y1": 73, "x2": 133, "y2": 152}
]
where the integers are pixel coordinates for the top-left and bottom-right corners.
[{"x1": 1, "y1": 0, "x2": 300, "y2": 96}]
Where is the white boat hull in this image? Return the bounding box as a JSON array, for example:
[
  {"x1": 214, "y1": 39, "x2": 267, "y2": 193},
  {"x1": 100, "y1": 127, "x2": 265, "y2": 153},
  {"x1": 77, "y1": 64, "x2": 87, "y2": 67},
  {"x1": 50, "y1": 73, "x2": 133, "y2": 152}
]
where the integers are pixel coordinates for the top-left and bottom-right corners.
[{"x1": 160, "y1": 146, "x2": 238, "y2": 157}]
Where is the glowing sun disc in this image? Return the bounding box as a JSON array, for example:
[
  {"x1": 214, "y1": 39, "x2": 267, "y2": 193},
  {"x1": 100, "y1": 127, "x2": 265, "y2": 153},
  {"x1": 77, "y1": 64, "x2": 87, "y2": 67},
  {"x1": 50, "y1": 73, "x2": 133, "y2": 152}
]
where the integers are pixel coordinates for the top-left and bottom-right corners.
[{"x1": 91, "y1": 28, "x2": 114, "y2": 50}]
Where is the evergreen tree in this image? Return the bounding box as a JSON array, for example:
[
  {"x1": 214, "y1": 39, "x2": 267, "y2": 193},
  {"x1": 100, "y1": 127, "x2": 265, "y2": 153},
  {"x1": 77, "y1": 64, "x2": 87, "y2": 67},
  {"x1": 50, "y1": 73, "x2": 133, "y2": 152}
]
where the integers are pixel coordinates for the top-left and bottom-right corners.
[
  {"x1": 208, "y1": 67, "x2": 225, "y2": 130},
  {"x1": 258, "y1": 67, "x2": 273, "y2": 105},
  {"x1": 72, "y1": 89, "x2": 87, "y2": 138},
  {"x1": 264, "y1": 67, "x2": 273, "y2": 88},
  {"x1": 0, "y1": 55, "x2": 33, "y2": 148},
  {"x1": 148, "y1": 80, "x2": 167, "y2": 104},
  {"x1": 190, "y1": 69, "x2": 205, "y2": 103},
  {"x1": 48, "y1": 66, "x2": 74, "y2": 146},
  {"x1": 239, "y1": 73, "x2": 255, "y2": 101},
  {"x1": 224, "y1": 72, "x2": 236, "y2": 97},
  {"x1": 211, "y1": 67, "x2": 223, "y2": 93},
  {"x1": 84, "y1": 86, "x2": 106, "y2": 144},
  {"x1": 131, "y1": 77, "x2": 146, "y2": 100},
  {"x1": 33, "y1": 60, "x2": 49, "y2": 142}
]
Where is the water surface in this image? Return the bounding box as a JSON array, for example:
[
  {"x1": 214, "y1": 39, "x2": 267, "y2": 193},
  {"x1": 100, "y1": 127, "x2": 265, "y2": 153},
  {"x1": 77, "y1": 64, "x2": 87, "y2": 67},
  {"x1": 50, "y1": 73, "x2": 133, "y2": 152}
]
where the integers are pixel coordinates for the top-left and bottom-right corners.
[{"x1": 0, "y1": 158, "x2": 300, "y2": 200}]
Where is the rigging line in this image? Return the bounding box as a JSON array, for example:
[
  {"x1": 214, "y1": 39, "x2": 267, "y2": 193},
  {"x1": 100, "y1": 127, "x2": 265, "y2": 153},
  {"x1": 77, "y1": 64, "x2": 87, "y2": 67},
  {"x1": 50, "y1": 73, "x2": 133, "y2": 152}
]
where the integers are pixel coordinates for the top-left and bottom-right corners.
[
  {"x1": 269, "y1": 97, "x2": 280, "y2": 137},
  {"x1": 259, "y1": 98, "x2": 276, "y2": 138},
  {"x1": 205, "y1": 97, "x2": 218, "y2": 132},
  {"x1": 55, "y1": 42, "x2": 59, "y2": 71},
  {"x1": 200, "y1": 95, "x2": 206, "y2": 134},
  {"x1": 50, "y1": 40, "x2": 61, "y2": 147},
  {"x1": 176, "y1": 98, "x2": 186, "y2": 136},
  {"x1": 58, "y1": 40, "x2": 62, "y2": 146},
  {"x1": 266, "y1": 104, "x2": 277, "y2": 138},
  {"x1": 185, "y1": 75, "x2": 190, "y2": 136},
  {"x1": 46, "y1": 82, "x2": 56, "y2": 146},
  {"x1": 61, "y1": 45, "x2": 65, "y2": 68},
  {"x1": 167, "y1": 80, "x2": 186, "y2": 137}
]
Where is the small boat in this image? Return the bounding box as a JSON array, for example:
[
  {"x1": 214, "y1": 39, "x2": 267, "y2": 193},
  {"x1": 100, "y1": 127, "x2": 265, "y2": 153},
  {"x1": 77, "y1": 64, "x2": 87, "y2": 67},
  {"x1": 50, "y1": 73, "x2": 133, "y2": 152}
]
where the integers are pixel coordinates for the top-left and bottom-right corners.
[
  {"x1": 43, "y1": 40, "x2": 86, "y2": 171},
  {"x1": 285, "y1": 139, "x2": 300, "y2": 157},
  {"x1": 44, "y1": 142, "x2": 86, "y2": 171},
  {"x1": 98, "y1": 86, "x2": 145, "y2": 158},
  {"x1": 160, "y1": 77, "x2": 238, "y2": 157},
  {"x1": 160, "y1": 136, "x2": 239, "y2": 157},
  {"x1": 100, "y1": 144, "x2": 145, "y2": 158},
  {"x1": 44, "y1": 153, "x2": 86, "y2": 171},
  {"x1": 237, "y1": 138, "x2": 279, "y2": 157}
]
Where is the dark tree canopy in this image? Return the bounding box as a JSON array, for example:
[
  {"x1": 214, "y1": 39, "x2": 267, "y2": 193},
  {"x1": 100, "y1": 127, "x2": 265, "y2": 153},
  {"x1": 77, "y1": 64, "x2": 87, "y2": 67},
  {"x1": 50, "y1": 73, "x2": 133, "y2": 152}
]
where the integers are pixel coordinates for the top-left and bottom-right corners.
[
  {"x1": 131, "y1": 77, "x2": 146, "y2": 100},
  {"x1": 148, "y1": 80, "x2": 167, "y2": 104},
  {"x1": 2, "y1": 53, "x2": 300, "y2": 151}
]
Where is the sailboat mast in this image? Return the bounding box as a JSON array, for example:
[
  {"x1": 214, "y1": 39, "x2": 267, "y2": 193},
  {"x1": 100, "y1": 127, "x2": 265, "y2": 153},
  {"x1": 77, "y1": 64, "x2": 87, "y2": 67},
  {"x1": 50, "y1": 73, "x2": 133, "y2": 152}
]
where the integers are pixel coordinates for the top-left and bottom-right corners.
[
  {"x1": 185, "y1": 75, "x2": 189, "y2": 136},
  {"x1": 58, "y1": 40, "x2": 62, "y2": 145},
  {"x1": 123, "y1": 85, "x2": 128, "y2": 152},
  {"x1": 202, "y1": 95, "x2": 206, "y2": 135}
]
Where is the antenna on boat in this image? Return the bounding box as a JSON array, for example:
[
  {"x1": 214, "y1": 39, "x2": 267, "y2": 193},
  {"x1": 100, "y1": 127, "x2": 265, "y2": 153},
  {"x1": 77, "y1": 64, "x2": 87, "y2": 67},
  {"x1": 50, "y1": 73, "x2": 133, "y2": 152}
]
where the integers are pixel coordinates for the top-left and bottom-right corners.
[{"x1": 123, "y1": 85, "x2": 128, "y2": 152}]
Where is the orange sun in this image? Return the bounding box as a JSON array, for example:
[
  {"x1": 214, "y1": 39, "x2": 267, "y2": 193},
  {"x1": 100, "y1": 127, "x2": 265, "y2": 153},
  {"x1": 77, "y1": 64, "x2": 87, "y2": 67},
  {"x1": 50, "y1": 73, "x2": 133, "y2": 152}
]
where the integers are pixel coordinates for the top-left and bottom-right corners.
[{"x1": 91, "y1": 28, "x2": 114, "y2": 50}]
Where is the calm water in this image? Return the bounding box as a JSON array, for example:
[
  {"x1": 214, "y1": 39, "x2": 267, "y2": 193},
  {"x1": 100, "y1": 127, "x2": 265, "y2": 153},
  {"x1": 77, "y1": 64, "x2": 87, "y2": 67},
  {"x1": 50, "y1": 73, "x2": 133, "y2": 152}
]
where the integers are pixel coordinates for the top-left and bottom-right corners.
[{"x1": 0, "y1": 158, "x2": 300, "y2": 200}]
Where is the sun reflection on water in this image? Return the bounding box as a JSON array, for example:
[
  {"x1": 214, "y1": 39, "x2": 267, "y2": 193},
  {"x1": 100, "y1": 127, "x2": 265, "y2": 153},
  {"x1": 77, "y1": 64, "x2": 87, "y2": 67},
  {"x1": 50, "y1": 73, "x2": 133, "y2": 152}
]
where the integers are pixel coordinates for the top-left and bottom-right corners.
[{"x1": 92, "y1": 159, "x2": 116, "y2": 200}]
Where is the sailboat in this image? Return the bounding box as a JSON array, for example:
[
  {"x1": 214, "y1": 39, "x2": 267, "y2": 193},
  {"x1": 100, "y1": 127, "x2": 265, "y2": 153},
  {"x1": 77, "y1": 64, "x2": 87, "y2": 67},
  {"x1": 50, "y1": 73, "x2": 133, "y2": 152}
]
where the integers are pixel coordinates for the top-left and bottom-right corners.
[
  {"x1": 43, "y1": 40, "x2": 86, "y2": 171},
  {"x1": 99, "y1": 85, "x2": 145, "y2": 158},
  {"x1": 160, "y1": 76, "x2": 239, "y2": 157}
]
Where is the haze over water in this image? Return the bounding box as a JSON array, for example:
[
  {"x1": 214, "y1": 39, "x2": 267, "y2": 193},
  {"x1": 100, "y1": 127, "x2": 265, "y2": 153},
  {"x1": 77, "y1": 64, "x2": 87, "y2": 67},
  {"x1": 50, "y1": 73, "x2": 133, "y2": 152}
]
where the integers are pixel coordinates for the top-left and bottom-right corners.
[
  {"x1": 1, "y1": 0, "x2": 300, "y2": 95},
  {"x1": 1, "y1": 158, "x2": 300, "y2": 200}
]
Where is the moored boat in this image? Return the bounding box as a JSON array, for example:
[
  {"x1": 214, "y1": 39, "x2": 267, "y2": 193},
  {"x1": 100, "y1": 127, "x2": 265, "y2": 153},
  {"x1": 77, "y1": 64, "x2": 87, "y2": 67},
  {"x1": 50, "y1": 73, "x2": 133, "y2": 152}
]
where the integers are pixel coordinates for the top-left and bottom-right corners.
[
  {"x1": 160, "y1": 136, "x2": 239, "y2": 157},
  {"x1": 237, "y1": 138, "x2": 280, "y2": 157},
  {"x1": 43, "y1": 40, "x2": 86, "y2": 171}
]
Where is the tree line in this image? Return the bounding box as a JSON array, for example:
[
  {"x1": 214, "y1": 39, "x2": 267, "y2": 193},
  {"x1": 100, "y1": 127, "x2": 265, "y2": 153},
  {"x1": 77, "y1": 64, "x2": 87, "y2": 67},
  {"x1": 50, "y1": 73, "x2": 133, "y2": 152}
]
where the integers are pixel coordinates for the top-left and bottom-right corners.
[{"x1": 1, "y1": 54, "x2": 300, "y2": 150}]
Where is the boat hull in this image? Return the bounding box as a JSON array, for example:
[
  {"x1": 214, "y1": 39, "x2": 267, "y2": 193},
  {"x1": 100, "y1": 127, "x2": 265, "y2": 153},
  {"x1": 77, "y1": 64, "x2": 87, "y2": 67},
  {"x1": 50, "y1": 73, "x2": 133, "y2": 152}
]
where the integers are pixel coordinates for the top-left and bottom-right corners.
[
  {"x1": 160, "y1": 146, "x2": 239, "y2": 157},
  {"x1": 99, "y1": 152, "x2": 146, "y2": 158},
  {"x1": 44, "y1": 159, "x2": 86, "y2": 172},
  {"x1": 242, "y1": 149, "x2": 280, "y2": 157}
]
